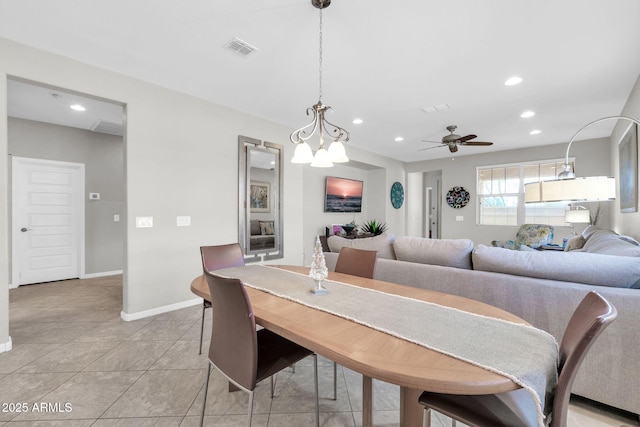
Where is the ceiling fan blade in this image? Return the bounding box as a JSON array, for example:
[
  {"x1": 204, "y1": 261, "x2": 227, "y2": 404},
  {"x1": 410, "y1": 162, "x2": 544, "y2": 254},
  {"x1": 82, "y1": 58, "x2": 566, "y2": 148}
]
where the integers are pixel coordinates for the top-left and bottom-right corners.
[
  {"x1": 457, "y1": 134, "x2": 477, "y2": 143},
  {"x1": 418, "y1": 144, "x2": 446, "y2": 151},
  {"x1": 460, "y1": 141, "x2": 493, "y2": 146}
]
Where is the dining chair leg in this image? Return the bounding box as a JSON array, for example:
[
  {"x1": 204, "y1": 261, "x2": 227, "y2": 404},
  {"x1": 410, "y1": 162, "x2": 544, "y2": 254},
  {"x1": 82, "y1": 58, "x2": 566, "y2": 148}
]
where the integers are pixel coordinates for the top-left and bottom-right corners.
[
  {"x1": 198, "y1": 303, "x2": 206, "y2": 355},
  {"x1": 200, "y1": 364, "x2": 212, "y2": 427},
  {"x1": 333, "y1": 361, "x2": 337, "y2": 400},
  {"x1": 423, "y1": 408, "x2": 431, "y2": 427},
  {"x1": 270, "y1": 375, "x2": 275, "y2": 398},
  {"x1": 313, "y1": 354, "x2": 320, "y2": 427},
  {"x1": 247, "y1": 390, "x2": 255, "y2": 427}
]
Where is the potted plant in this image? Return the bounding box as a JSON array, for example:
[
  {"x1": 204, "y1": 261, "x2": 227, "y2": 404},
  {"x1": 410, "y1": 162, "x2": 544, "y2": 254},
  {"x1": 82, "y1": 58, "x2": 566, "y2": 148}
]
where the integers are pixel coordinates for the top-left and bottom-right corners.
[{"x1": 360, "y1": 220, "x2": 387, "y2": 236}]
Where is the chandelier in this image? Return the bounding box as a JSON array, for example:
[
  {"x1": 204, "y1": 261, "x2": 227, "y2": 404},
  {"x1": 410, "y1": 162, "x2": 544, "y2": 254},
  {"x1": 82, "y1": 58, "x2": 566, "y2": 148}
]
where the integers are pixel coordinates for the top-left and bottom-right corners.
[{"x1": 290, "y1": 0, "x2": 350, "y2": 168}]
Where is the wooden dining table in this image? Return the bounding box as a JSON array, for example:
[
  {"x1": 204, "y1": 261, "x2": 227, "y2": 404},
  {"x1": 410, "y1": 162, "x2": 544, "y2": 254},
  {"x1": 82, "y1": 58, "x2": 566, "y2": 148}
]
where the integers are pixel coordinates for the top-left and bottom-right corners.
[{"x1": 190, "y1": 265, "x2": 531, "y2": 427}]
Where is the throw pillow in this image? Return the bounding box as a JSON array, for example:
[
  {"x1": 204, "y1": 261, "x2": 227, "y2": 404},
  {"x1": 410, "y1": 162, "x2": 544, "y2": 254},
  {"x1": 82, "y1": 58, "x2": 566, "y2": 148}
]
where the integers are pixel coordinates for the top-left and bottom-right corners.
[
  {"x1": 259, "y1": 221, "x2": 274, "y2": 235},
  {"x1": 327, "y1": 234, "x2": 396, "y2": 259},
  {"x1": 564, "y1": 235, "x2": 586, "y2": 251},
  {"x1": 581, "y1": 225, "x2": 601, "y2": 240},
  {"x1": 393, "y1": 236, "x2": 474, "y2": 269},
  {"x1": 250, "y1": 220, "x2": 261, "y2": 236}
]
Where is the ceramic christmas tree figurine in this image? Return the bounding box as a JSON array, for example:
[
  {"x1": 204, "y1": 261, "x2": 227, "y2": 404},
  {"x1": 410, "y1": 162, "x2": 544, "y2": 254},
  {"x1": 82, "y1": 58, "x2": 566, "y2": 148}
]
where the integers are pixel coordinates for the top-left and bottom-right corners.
[{"x1": 309, "y1": 235, "x2": 328, "y2": 295}]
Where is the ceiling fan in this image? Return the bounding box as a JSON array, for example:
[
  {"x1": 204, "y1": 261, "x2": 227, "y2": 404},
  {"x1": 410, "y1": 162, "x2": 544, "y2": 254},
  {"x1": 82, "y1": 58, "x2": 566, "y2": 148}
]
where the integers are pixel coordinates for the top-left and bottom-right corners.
[{"x1": 420, "y1": 125, "x2": 494, "y2": 153}]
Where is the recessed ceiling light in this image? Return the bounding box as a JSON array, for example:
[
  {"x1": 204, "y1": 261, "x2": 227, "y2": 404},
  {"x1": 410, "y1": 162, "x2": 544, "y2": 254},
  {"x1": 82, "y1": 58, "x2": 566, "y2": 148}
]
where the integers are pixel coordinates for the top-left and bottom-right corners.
[
  {"x1": 530, "y1": 129, "x2": 542, "y2": 135},
  {"x1": 504, "y1": 76, "x2": 523, "y2": 86},
  {"x1": 521, "y1": 111, "x2": 535, "y2": 118},
  {"x1": 352, "y1": 118, "x2": 363, "y2": 125},
  {"x1": 394, "y1": 136, "x2": 404, "y2": 142},
  {"x1": 70, "y1": 104, "x2": 86, "y2": 111}
]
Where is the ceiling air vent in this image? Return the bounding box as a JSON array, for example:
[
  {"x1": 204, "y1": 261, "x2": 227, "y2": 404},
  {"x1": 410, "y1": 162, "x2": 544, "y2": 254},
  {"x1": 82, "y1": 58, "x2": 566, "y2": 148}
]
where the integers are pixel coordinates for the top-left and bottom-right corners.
[
  {"x1": 224, "y1": 37, "x2": 258, "y2": 56},
  {"x1": 91, "y1": 119, "x2": 124, "y2": 137}
]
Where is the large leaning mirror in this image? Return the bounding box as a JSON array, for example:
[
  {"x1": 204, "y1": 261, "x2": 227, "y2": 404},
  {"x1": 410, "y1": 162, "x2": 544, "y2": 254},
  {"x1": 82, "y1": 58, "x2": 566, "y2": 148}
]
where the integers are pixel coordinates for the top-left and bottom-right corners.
[{"x1": 238, "y1": 135, "x2": 284, "y2": 262}]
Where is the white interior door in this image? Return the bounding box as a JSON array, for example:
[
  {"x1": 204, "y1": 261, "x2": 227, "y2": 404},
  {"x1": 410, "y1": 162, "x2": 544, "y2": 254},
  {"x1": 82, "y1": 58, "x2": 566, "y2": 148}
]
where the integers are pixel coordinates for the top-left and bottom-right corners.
[{"x1": 12, "y1": 157, "x2": 84, "y2": 286}]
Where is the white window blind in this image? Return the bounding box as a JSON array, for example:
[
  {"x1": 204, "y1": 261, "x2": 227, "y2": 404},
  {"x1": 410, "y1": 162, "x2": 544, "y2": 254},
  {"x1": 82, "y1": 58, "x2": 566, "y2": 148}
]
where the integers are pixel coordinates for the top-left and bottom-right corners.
[{"x1": 477, "y1": 159, "x2": 574, "y2": 226}]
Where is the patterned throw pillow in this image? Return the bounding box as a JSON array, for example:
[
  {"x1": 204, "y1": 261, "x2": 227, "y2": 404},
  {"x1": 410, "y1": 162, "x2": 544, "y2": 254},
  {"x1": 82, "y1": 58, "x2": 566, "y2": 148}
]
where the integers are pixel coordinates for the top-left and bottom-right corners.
[{"x1": 259, "y1": 221, "x2": 275, "y2": 235}]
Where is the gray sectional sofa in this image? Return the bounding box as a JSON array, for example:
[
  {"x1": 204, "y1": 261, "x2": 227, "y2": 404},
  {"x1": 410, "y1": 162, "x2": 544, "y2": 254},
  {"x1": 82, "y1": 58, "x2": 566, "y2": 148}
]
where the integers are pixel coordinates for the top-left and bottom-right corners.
[{"x1": 323, "y1": 227, "x2": 640, "y2": 417}]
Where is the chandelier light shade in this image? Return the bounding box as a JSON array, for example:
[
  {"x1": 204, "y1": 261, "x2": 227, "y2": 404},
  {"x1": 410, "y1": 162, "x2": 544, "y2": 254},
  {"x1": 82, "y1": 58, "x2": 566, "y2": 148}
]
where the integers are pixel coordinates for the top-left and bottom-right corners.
[
  {"x1": 525, "y1": 115, "x2": 640, "y2": 203},
  {"x1": 290, "y1": 0, "x2": 350, "y2": 167}
]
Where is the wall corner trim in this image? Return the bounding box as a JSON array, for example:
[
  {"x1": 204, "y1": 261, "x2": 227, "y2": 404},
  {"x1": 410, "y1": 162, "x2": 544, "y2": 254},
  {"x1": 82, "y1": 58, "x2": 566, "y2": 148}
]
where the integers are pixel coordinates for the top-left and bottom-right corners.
[
  {"x1": 0, "y1": 337, "x2": 13, "y2": 353},
  {"x1": 120, "y1": 297, "x2": 202, "y2": 322}
]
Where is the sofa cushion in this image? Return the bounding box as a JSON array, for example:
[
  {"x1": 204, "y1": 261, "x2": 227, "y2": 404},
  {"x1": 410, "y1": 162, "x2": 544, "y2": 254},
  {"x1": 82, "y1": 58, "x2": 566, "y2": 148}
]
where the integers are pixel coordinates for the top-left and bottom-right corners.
[
  {"x1": 327, "y1": 234, "x2": 396, "y2": 259},
  {"x1": 582, "y1": 229, "x2": 640, "y2": 257},
  {"x1": 472, "y1": 244, "x2": 640, "y2": 288},
  {"x1": 393, "y1": 236, "x2": 474, "y2": 269}
]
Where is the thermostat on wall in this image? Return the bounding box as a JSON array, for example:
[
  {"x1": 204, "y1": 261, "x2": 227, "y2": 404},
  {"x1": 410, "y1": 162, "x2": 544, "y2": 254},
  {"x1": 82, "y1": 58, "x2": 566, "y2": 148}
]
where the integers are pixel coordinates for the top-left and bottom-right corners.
[{"x1": 89, "y1": 193, "x2": 100, "y2": 200}]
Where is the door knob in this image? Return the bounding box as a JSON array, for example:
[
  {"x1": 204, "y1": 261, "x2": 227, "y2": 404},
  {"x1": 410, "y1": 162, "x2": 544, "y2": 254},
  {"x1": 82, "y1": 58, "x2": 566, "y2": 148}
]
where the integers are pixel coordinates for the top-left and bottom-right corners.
[{"x1": 20, "y1": 227, "x2": 32, "y2": 232}]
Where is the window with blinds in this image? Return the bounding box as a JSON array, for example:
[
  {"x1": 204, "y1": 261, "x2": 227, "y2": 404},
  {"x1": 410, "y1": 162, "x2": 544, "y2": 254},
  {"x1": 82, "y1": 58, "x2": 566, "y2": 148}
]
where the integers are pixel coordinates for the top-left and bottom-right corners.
[{"x1": 477, "y1": 159, "x2": 574, "y2": 226}]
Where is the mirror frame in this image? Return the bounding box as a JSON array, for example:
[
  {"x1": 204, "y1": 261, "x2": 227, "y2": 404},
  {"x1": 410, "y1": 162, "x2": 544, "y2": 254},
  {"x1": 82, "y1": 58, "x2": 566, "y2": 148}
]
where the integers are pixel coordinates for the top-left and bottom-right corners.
[{"x1": 238, "y1": 135, "x2": 284, "y2": 262}]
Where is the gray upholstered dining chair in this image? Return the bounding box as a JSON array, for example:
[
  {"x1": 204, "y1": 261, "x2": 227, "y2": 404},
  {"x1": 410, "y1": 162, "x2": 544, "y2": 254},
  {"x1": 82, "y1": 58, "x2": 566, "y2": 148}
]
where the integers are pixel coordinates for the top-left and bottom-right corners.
[
  {"x1": 200, "y1": 271, "x2": 319, "y2": 427},
  {"x1": 334, "y1": 246, "x2": 379, "y2": 405},
  {"x1": 418, "y1": 291, "x2": 617, "y2": 427},
  {"x1": 193, "y1": 243, "x2": 244, "y2": 354}
]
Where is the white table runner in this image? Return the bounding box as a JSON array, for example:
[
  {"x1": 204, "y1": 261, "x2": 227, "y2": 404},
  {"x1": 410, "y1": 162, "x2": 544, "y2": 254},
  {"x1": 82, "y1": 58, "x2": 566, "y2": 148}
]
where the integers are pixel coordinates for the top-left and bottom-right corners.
[{"x1": 213, "y1": 265, "x2": 558, "y2": 426}]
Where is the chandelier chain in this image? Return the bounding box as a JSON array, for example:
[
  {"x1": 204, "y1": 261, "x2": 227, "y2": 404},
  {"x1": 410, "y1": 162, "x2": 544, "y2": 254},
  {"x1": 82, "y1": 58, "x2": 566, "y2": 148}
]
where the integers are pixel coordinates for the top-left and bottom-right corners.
[{"x1": 318, "y1": 1, "x2": 323, "y2": 102}]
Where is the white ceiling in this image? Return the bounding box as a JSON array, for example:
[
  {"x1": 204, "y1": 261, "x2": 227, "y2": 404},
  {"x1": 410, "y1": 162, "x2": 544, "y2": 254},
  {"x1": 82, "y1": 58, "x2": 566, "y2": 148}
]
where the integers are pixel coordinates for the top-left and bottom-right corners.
[{"x1": 2, "y1": 0, "x2": 640, "y2": 163}]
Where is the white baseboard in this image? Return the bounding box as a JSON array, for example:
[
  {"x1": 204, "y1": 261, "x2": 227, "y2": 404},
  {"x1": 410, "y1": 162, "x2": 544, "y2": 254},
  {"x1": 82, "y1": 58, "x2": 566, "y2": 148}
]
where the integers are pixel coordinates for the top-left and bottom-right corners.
[
  {"x1": 120, "y1": 297, "x2": 202, "y2": 321},
  {"x1": 0, "y1": 337, "x2": 13, "y2": 353},
  {"x1": 82, "y1": 270, "x2": 123, "y2": 279},
  {"x1": 8, "y1": 270, "x2": 123, "y2": 289}
]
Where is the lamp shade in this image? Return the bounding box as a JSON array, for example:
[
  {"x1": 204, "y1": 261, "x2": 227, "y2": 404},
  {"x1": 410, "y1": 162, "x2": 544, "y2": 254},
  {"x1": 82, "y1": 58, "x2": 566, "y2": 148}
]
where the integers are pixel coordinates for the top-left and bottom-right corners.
[
  {"x1": 524, "y1": 177, "x2": 615, "y2": 203},
  {"x1": 565, "y1": 209, "x2": 591, "y2": 223}
]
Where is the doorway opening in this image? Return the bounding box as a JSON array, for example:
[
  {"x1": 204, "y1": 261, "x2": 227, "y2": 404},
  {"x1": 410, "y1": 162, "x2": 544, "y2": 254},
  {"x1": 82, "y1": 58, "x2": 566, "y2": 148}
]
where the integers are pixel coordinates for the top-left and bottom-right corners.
[{"x1": 7, "y1": 77, "x2": 126, "y2": 293}]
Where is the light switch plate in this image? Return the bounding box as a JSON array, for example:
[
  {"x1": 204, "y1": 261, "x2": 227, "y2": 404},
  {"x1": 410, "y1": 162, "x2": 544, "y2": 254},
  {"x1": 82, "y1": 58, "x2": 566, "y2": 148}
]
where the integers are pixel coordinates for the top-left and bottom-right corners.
[
  {"x1": 176, "y1": 216, "x2": 191, "y2": 227},
  {"x1": 456, "y1": 215, "x2": 464, "y2": 222},
  {"x1": 135, "y1": 217, "x2": 153, "y2": 228},
  {"x1": 89, "y1": 192, "x2": 100, "y2": 200}
]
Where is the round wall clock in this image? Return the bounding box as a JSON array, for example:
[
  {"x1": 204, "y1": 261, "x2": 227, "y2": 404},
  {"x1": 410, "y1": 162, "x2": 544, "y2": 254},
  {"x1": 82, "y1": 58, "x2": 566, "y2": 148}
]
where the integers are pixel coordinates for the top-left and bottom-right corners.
[
  {"x1": 390, "y1": 181, "x2": 404, "y2": 209},
  {"x1": 446, "y1": 186, "x2": 470, "y2": 209}
]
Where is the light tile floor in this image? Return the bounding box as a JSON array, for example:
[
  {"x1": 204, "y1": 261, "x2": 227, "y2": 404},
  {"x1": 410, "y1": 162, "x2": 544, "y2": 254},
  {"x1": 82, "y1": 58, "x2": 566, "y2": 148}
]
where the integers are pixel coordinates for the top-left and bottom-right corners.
[{"x1": 1, "y1": 275, "x2": 638, "y2": 427}]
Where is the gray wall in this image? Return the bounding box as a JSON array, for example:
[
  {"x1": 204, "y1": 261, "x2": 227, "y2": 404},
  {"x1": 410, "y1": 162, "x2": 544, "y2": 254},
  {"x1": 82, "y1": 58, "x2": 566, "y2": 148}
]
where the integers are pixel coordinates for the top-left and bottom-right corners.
[
  {"x1": 301, "y1": 144, "x2": 406, "y2": 266},
  {"x1": 0, "y1": 38, "x2": 405, "y2": 350},
  {"x1": 8, "y1": 117, "x2": 124, "y2": 276},
  {"x1": 405, "y1": 138, "x2": 614, "y2": 246},
  {"x1": 613, "y1": 73, "x2": 640, "y2": 240}
]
